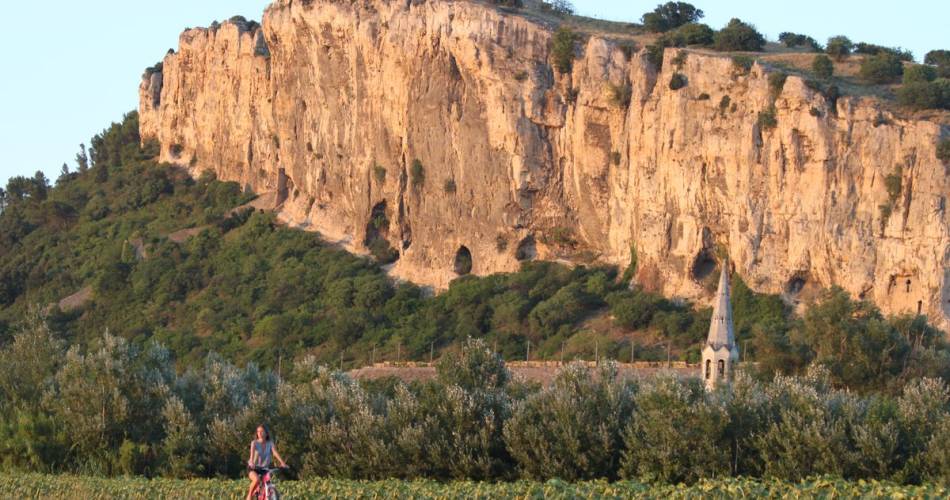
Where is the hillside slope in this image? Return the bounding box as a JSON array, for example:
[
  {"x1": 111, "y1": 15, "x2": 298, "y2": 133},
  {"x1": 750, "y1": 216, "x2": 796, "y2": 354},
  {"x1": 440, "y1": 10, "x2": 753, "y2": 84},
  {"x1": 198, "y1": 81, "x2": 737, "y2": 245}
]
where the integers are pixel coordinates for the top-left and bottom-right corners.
[{"x1": 140, "y1": 0, "x2": 950, "y2": 330}]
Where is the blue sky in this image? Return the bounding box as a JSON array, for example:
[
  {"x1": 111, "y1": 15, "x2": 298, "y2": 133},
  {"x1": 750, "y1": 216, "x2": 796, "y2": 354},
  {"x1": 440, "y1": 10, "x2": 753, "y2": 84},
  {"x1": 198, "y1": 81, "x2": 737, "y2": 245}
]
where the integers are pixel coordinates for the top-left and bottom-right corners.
[{"x1": 1, "y1": 1, "x2": 945, "y2": 187}]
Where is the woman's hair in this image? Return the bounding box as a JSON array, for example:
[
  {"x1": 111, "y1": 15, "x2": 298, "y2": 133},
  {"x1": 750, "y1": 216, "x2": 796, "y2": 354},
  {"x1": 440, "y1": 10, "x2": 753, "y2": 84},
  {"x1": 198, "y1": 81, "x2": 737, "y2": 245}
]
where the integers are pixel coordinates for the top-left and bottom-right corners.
[{"x1": 257, "y1": 424, "x2": 271, "y2": 442}]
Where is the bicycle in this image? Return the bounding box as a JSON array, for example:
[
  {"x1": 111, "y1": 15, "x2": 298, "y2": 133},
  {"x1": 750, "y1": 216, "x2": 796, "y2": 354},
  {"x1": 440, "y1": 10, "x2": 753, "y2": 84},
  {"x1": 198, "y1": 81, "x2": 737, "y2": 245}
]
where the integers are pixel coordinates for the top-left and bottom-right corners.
[{"x1": 250, "y1": 466, "x2": 287, "y2": 500}]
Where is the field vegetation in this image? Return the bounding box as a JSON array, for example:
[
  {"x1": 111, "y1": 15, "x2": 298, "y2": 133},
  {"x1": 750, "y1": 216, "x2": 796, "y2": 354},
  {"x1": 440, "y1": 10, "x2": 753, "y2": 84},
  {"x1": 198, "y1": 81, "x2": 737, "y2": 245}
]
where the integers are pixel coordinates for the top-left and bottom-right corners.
[{"x1": 14, "y1": 474, "x2": 949, "y2": 499}]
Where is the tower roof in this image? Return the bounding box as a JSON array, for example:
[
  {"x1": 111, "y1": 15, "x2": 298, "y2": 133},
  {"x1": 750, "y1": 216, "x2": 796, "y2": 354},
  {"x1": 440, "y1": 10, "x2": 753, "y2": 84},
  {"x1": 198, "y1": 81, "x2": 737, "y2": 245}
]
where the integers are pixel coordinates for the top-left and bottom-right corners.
[{"x1": 706, "y1": 263, "x2": 735, "y2": 350}]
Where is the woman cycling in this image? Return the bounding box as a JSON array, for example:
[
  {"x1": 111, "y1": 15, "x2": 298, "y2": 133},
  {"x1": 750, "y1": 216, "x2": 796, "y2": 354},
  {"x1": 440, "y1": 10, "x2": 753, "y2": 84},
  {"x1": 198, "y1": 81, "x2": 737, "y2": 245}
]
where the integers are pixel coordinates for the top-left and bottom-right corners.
[{"x1": 245, "y1": 424, "x2": 287, "y2": 500}]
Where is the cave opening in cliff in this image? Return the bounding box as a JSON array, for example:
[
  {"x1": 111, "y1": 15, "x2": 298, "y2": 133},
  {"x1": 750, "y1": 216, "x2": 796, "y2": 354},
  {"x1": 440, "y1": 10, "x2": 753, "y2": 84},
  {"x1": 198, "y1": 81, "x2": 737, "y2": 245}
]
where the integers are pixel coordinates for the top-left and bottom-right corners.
[
  {"x1": 690, "y1": 250, "x2": 717, "y2": 282},
  {"x1": 786, "y1": 274, "x2": 807, "y2": 296},
  {"x1": 364, "y1": 201, "x2": 399, "y2": 265},
  {"x1": 454, "y1": 246, "x2": 473, "y2": 275},
  {"x1": 516, "y1": 236, "x2": 537, "y2": 261}
]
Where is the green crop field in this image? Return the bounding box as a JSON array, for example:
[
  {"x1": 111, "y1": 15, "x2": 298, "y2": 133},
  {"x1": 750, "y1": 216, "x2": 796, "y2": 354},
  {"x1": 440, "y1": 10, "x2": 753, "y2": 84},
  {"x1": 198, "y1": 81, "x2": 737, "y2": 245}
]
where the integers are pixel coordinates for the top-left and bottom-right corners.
[{"x1": 11, "y1": 474, "x2": 948, "y2": 499}]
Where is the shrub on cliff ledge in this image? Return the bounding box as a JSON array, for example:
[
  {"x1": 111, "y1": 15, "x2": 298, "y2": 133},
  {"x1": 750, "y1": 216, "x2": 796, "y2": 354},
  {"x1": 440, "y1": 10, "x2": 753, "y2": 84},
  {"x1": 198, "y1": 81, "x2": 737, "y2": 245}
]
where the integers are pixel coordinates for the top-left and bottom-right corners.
[
  {"x1": 551, "y1": 27, "x2": 579, "y2": 74},
  {"x1": 410, "y1": 159, "x2": 425, "y2": 187},
  {"x1": 757, "y1": 106, "x2": 778, "y2": 129},
  {"x1": 713, "y1": 18, "x2": 765, "y2": 52},
  {"x1": 938, "y1": 139, "x2": 950, "y2": 164}
]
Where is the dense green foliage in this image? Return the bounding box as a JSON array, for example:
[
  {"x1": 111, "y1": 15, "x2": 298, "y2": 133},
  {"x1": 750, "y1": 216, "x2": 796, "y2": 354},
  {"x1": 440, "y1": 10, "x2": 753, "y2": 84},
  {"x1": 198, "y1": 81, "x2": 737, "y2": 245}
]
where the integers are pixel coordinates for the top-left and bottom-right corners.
[
  {"x1": 778, "y1": 32, "x2": 821, "y2": 51},
  {"x1": 860, "y1": 52, "x2": 904, "y2": 84},
  {"x1": 854, "y1": 43, "x2": 913, "y2": 62},
  {"x1": 925, "y1": 50, "x2": 950, "y2": 78},
  {"x1": 757, "y1": 106, "x2": 778, "y2": 129},
  {"x1": 712, "y1": 19, "x2": 765, "y2": 52},
  {"x1": 641, "y1": 2, "x2": 703, "y2": 33},
  {"x1": 4, "y1": 330, "x2": 950, "y2": 485},
  {"x1": 897, "y1": 79, "x2": 950, "y2": 110},
  {"x1": 658, "y1": 23, "x2": 714, "y2": 48},
  {"x1": 903, "y1": 64, "x2": 937, "y2": 84},
  {"x1": 15, "y1": 474, "x2": 950, "y2": 499},
  {"x1": 825, "y1": 36, "x2": 853, "y2": 61}
]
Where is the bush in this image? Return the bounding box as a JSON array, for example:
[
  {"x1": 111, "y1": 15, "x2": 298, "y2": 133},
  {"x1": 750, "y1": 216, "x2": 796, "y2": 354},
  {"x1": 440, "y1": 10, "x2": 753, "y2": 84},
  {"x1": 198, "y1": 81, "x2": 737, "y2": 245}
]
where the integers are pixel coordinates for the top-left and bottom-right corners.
[
  {"x1": 410, "y1": 159, "x2": 425, "y2": 187},
  {"x1": 608, "y1": 82, "x2": 632, "y2": 107},
  {"x1": 550, "y1": 27, "x2": 578, "y2": 74},
  {"x1": 731, "y1": 55, "x2": 754, "y2": 74},
  {"x1": 904, "y1": 65, "x2": 937, "y2": 84},
  {"x1": 884, "y1": 166, "x2": 902, "y2": 203},
  {"x1": 659, "y1": 23, "x2": 714, "y2": 47},
  {"x1": 854, "y1": 43, "x2": 913, "y2": 62},
  {"x1": 641, "y1": 2, "x2": 704, "y2": 33},
  {"x1": 443, "y1": 178, "x2": 457, "y2": 194},
  {"x1": 539, "y1": 0, "x2": 573, "y2": 16},
  {"x1": 938, "y1": 139, "x2": 950, "y2": 164},
  {"x1": 669, "y1": 73, "x2": 687, "y2": 90},
  {"x1": 621, "y1": 377, "x2": 729, "y2": 483},
  {"x1": 713, "y1": 19, "x2": 766, "y2": 52},
  {"x1": 897, "y1": 79, "x2": 950, "y2": 110},
  {"x1": 768, "y1": 72, "x2": 788, "y2": 100},
  {"x1": 757, "y1": 106, "x2": 778, "y2": 129},
  {"x1": 778, "y1": 32, "x2": 821, "y2": 51},
  {"x1": 372, "y1": 165, "x2": 386, "y2": 183},
  {"x1": 826, "y1": 36, "x2": 853, "y2": 61},
  {"x1": 812, "y1": 55, "x2": 834, "y2": 80},
  {"x1": 924, "y1": 49, "x2": 950, "y2": 78},
  {"x1": 504, "y1": 363, "x2": 634, "y2": 480},
  {"x1": 860, "y1": 53, "x2": 904, "y2": 84},
  {"x1": 645, "y1": 44, "x2": 665, "y2": 69}
]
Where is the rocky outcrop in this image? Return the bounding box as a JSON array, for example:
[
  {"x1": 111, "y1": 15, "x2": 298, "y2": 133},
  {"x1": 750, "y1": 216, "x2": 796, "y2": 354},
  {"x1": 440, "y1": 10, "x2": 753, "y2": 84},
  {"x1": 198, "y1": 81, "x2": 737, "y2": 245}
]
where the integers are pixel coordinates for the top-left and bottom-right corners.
[{"x1": 140, "y1": 0, "x2": 950, "y2": 330}]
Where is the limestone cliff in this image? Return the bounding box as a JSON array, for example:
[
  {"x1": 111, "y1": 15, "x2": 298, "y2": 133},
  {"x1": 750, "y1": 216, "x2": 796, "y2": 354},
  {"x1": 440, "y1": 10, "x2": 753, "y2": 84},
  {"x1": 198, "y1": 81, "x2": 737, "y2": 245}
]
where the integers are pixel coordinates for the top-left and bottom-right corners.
[{"x1": 139, "y1": 0, "x2": 950, "y2": 330}]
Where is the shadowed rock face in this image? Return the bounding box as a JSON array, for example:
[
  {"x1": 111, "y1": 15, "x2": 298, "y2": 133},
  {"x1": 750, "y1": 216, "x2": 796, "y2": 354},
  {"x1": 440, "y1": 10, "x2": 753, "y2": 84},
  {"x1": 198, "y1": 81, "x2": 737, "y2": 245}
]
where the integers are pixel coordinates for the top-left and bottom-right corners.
[{"x1": 140, "y1": 0, "x2": 950, "y2": 330}]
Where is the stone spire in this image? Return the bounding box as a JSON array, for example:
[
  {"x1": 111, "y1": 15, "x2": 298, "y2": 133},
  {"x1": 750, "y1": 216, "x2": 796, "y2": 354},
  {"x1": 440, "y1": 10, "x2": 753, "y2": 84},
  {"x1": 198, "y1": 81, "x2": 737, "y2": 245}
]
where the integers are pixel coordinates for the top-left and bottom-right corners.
[{"x1": 701, "y1": 262, "x2": 739, "y2": 390}]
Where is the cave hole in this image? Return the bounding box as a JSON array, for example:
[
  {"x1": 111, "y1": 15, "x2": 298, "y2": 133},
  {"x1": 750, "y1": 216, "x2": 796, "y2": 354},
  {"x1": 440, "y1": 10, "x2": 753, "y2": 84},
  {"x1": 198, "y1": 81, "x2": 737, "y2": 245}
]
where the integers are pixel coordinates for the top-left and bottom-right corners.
[
  {"x1": 906, "y1": 279, "x2": 911, "y2": 293},
  {"x1": 364, "y1": 201, "x2": 399, "y2": 264},
  {"x1": 690, "y1": 250, "x2": 717, "y2": 282},
  {"x1": 918, "y1": 300, "x2": 923, "y2": 315},
  {"x1": 454, "y1": 246, "x2": 473, "y2": 275},
  {"x1": 786, "y1": 274, "x2": 807, "y2": 296},
  {"x1": 515, "y1": 236, "x2": 537, "y2": 261}
]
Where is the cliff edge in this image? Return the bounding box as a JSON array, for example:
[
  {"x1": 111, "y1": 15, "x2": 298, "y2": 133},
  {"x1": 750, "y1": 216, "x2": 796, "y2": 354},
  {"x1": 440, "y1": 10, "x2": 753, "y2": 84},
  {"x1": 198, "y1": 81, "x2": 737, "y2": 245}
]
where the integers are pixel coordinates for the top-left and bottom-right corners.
[{"x1": 139, "y1": 0, "x2": 950, "y2": 330}]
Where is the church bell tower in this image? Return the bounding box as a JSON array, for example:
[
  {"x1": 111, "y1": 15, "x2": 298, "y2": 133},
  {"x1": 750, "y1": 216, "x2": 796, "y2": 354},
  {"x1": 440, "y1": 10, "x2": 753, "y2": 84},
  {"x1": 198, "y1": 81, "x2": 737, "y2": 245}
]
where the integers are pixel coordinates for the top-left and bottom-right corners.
[{"x1": 702, "y1": 262, "x2": 739, "y2": 390}]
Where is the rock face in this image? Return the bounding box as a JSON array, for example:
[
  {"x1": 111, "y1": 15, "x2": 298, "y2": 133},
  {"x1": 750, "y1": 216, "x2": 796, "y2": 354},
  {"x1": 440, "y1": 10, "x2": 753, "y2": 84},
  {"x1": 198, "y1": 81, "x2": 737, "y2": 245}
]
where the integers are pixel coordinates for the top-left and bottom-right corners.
[{"x1": 140, "y1": 0, "x2": 950, "y2": 330}]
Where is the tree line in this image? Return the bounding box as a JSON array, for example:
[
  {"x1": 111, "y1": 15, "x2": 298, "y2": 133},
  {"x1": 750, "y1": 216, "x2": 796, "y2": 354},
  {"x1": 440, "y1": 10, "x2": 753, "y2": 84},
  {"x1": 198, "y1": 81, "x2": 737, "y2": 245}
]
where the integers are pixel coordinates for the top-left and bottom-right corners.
[{"x1": 3, "y1": 325, "x2": 950, "y2": 485}]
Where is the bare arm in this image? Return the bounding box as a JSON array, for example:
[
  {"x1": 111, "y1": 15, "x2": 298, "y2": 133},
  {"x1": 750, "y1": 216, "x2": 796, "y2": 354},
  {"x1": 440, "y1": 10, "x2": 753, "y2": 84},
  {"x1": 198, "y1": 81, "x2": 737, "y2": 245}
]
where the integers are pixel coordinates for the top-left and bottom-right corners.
[
  {"x1": 272, "y1": 445, "x2": 286, "y2": 467},
  {"x1": 248, "y1": 442, "x2": 256, "y2": 467}
]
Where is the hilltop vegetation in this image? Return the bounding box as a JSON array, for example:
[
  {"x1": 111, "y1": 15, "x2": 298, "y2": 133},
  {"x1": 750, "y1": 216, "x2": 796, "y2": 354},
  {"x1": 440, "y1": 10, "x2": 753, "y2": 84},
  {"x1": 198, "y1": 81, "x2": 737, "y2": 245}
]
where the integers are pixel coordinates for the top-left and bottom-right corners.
[{"x1": 523, "y1": 0, "x2": 950, "y2": 113}]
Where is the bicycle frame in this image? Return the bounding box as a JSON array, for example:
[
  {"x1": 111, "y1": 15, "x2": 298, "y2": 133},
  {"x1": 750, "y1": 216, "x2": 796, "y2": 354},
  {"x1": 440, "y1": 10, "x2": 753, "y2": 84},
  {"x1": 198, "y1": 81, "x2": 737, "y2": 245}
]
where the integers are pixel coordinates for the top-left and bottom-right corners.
[{"x1": 252, "y1": 467, "x2": 281, "y2": 500}]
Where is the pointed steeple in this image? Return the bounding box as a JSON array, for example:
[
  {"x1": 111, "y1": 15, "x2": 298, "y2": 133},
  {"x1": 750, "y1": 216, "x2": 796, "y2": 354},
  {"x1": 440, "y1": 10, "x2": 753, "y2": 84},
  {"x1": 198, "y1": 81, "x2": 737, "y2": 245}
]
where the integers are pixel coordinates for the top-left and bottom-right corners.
[
  {"x1": 706, "y1": 263, "x2": 735, "y2": 350},
  {"x1": 701, "y1": 260, "x2": 739, "y2": 390}
]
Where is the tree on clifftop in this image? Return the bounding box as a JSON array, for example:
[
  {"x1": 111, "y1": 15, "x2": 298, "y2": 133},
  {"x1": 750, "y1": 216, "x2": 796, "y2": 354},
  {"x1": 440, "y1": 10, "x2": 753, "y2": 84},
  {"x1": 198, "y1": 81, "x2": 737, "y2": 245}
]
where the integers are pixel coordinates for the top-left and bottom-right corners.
[{"x1": 642, "y1": 2, "x2": 704, "y2": 33}]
